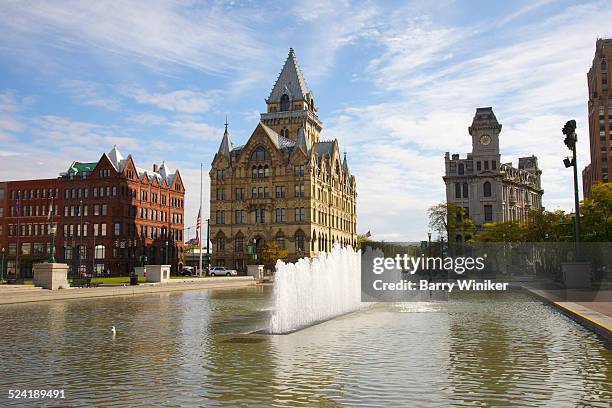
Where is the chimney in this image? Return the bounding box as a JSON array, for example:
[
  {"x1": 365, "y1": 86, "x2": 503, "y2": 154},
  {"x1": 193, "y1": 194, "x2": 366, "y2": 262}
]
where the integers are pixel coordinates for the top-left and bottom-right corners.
[{"x1": 153, "y1": 163, "x2": 158, "y2": 173}]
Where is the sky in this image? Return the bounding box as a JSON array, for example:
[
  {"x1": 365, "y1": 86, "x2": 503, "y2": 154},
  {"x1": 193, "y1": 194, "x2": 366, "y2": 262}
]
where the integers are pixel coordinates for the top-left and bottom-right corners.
[{"x1": 0, "y1": 0, "x2": 610, "y2": 242}]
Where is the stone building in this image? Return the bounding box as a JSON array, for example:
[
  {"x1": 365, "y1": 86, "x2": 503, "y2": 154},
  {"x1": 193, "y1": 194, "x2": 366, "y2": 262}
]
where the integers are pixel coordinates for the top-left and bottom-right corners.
[
  {"x1": 582, "y1": 38, "x2": 612, "y2": 198},
  {"x1": 210, "y1": 49, "x2": 357, "y2": 271},
  {"x1": 443, "y1": 107, "x2": 544, "y2": 242},
  {"x1": 0, "y1": 146, "x2": 185, "y2": 278}
]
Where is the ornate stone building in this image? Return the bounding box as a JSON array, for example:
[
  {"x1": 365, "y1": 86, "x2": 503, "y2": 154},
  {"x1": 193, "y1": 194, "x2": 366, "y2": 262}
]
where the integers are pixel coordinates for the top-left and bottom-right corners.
[
  {"x1": 443, "y1": 107, "x2": 544, "y2": 242},
  {"x1": 210, "y1": 49, "x2": 357, "y2": 271}
]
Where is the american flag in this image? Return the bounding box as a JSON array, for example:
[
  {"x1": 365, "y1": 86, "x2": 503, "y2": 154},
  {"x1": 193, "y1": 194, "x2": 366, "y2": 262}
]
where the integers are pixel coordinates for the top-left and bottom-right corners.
[{"x1": 195, "y1": 207, "x2": 202, "y2": 245}]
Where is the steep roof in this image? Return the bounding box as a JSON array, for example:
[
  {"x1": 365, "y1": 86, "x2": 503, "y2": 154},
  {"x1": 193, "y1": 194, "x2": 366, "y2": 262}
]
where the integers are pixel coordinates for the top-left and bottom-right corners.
[
  {"x1": 217, "y1": 125, "x2": 233, "y2": 158},
  {"x1": 267, "y1": 48, "x2": 312, "y2": 103},
  {"x1": 295, "y1": 125, "x2": 310, "y2": 154},
  {"x1": 260, "y1": 122, "x2": 296, "y2": 149}
]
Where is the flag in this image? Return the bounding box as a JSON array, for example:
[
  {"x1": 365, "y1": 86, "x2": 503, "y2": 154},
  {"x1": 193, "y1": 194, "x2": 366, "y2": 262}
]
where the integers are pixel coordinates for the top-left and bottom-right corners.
[{"x1": 195, "y1": 207, "x2": 202, "y2": 245}]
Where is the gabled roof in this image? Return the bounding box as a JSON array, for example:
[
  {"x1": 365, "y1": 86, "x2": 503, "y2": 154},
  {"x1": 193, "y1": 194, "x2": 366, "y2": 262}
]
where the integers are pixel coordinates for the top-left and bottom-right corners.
[
  {"x1": 295, "y1": 125, "x2": 310, "y2": 155},
  {"x1": 267, "y1": 48, "x2": 312, "y2": 103},
  {"x1": 260, "y1": 122, "x2": 296, "y2": 149}
]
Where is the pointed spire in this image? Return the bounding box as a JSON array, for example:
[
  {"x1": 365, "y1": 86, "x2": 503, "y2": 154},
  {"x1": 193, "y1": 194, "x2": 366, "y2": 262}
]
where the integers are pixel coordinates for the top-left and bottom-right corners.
[
  {"x1": 218, "y1": 119, "x2": 233, "y2": 159},
  {"x1": 267, "y1": 48, "x2": 312, "y2": 103},
  {"x1": 107, "y1": 145, "x2": 124, "y2": 170},
  {"x1": 342, "y1": 151, "x2": 349, "y2": 173},
  {"x1": 296, "y1": 124, "x2": 310, "y2": 154}
]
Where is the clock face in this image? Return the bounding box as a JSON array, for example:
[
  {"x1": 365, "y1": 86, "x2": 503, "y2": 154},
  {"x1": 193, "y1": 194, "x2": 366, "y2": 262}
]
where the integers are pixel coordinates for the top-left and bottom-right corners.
[{"x1": 479, "y1": 135, "x2": 491, "y2": 145}]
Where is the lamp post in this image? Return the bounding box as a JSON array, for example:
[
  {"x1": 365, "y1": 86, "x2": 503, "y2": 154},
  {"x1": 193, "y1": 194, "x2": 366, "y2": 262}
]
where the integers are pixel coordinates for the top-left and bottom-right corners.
[
  {"x1": 165, "y1": 240, "x2": 169, "y2": 265},
  {"x1": 0, "y1": 247, "x2": 5, "y2": 282},
  {"x1": 48, "y1": 223, "x2": 57, "y2": 263}
]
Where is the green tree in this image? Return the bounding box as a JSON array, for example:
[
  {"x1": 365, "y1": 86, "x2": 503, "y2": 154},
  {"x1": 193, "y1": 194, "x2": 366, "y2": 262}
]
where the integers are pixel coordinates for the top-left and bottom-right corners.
[
  {"x1": 428, "y1": 203, "x2": 476, "y2": 243},
  {"x1": 257, "y1": 241, "x2": 288, "y2": 269},
  {"x1": 581, "y1": 182, "x2": 612, "y2": 242}
]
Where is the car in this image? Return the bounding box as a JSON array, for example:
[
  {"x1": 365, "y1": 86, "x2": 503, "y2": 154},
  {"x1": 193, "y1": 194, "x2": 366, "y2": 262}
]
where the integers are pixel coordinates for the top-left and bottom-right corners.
[
  {"x1": 209, "y1": 266, "x2": 238, "y2": 276},
  {"x1": 179, "y1": 267, "x2": 194, "y2": 276}
]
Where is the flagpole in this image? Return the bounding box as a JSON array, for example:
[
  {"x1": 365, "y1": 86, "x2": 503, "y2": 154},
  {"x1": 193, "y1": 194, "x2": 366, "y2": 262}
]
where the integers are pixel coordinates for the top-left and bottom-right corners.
[{"x1": 199, "y1": 162, "x2": 203, "y2": 276}]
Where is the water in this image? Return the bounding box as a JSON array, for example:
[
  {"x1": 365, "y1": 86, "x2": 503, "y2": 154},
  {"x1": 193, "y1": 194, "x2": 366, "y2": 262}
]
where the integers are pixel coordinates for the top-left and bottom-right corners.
[
  {"x1": 0, "y1": 288, "x2": 610, "y2": 407},
  {"x1": 270, "y1": 244, "x2": 362, "y2": 333}
]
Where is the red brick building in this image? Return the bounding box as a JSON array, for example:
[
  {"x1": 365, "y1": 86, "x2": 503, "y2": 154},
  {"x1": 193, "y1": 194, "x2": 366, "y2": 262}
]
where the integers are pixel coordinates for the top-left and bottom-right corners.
[{"x1": 0, "y1": 146, "x2": 185, "y2": 278}]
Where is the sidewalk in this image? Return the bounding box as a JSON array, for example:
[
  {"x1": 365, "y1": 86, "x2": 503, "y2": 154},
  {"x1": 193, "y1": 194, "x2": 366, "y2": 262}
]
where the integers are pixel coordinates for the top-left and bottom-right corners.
[
  {"x1": 0, "y1": 276, "x2": 255, "y2": 305},
  {"x1": 523, "y1": 284, "x2": 612, "y2": 343}
]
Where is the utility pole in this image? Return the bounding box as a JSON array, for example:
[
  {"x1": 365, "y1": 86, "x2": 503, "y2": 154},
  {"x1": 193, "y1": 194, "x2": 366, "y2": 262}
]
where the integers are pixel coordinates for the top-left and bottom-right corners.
[{"x1": 562, "y1": 119, "x2": 581, "y2": 259}]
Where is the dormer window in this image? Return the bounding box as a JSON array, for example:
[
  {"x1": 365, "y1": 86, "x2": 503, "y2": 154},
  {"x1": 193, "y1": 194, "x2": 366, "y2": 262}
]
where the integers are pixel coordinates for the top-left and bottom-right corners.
[
  {"x1": 250, "y1": 146, "x2": 271, "y2": 161},
  {"x1": 280, "y1": 94, "x2": 290, "y2": 111}
]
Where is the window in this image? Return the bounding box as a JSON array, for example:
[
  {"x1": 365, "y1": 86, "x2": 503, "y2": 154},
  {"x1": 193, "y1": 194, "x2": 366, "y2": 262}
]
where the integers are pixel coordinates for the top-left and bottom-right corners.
[
  {"x1": 114, "y1": 223, "x2": 120, "y2": 236},
  {"x1": 294, "y1": 165, "x2": 304, "y2": 176},
  {"x1": 276, "y1": 186, "x2": 286, "y2": 198},
  {"x1": 95, "y1": 245, "x2": 105, "y2": 259},
  {"x1": 477, "y1": 161, "x2": 481, "y2": 171},
  {"x1": 458, "y1": 163, "x2": 465, "y2": 175},
  {"x1": 462, "y1": 183, "x2": 468, "y2": 198},
  {"x1": 101, "y1": 224, "x2": 107, "y2": 236},
  {"x1": 276, "y1": 236, "x2": 286, "y2": 249},
  {"x1": 295, "y1": 234, "x2": 305, "y2": 251},
  {"x1": 235, "y1": 188, "x2": 244, "y2": 200},
  {"x1": 216, "y1": 237, "x2": 225, "y2": 252},
  {"x1": 492, "y1": 160, "x2": 496, "y2": 170},
  {"x1": 455, "y1": 183, "x2": 461, "y2": 199},
  {"x1": 0, "y1": 208, "x2": 3, "y2": 218},
  {"x1": 250, "y1": 147, "x2": 271, "y2": 161},
  {"x1": 216, "y1": 210, "x2": 225, "y2": 224},
  {"x1": 216, "y1": 188, "x2": 225, "y2": 201},
  {"x1": 235, "y1": 237, "x2": 244, "y2": 252},
  {"x1": 484, "y1": 161, "x2": 489, "y2": 170},
  {"x1": 295, "y1": 207, "x2": 305, "y2": 222},
  {"x1": 235, "y1": 210, "x2": 246, "y2": 224},
  {"x1": 295, "y1": 184, "x2": 305, "y2": 197},
  {"x1": 280, "y1": 94, "x2": 290, "y2": 111},
  {"x1": 252, "y1": 187, "x2": 257, "y2": 198},
  {"x1": 275, "y1": 208, "x2": 286, "y2": 223},
  {"x1": 102, "y1": 204, "x2": 108, "y2": 216},
  {"x1": 64, "y1": 246, "x2": 73, "y2": 260},
  {"x1": 0, "y1": 189, "x2": 4, "y2": 200},
  {"x1": 484, "y1": 205, "x2": 493, "y2": 222},
  {"x1": 483, "y1": 181, "x2": 492, "y2": 197}
]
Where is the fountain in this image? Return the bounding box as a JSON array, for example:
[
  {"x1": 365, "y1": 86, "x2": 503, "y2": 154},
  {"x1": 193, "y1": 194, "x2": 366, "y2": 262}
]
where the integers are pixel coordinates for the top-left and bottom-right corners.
[{"x1": 269, "y1": 244, "x2": 363, "y2": 334}]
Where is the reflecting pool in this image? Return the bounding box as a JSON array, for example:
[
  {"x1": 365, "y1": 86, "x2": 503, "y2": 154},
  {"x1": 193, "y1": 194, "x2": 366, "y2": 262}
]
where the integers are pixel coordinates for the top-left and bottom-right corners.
[{"x1": 0, "y1": 287, "x2": 610, "y2": 407}]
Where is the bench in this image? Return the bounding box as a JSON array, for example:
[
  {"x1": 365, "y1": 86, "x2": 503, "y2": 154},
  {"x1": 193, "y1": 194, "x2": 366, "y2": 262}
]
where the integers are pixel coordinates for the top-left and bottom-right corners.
[{"x1": 70, "y1": 277, "x2": 98, "y2": 288}]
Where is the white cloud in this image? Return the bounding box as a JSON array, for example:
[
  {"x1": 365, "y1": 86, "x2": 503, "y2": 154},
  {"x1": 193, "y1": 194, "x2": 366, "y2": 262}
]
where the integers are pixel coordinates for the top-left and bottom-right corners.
[
  {"x1": 123, "y1": 87, "x2": 218, "y2": 114},
  {"x1": 0, "y1": 0, "x2": 268, "y2": 77},
  {"x1": 60, "y1": 79, "x2": 121, "y2": 110}
]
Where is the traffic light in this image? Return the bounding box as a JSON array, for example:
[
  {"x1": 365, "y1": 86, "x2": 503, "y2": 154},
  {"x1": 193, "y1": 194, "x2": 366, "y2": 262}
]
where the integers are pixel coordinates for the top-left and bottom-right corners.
[{"x1": 562, "y1": 120, "x2": 577, "y2": 150}]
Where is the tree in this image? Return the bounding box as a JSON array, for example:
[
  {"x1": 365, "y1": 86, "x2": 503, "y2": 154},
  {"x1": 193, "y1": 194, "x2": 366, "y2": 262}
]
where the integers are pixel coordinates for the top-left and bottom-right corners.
[
  {"x1": 581, "y1": 182, "x2": 612, "y2": 242},
  {"x1": 257, "y1": 241, "x2": 288, "y2": 269},
  {"x1": 428, "y1": 203, "x2": 476, "y2": 243}
]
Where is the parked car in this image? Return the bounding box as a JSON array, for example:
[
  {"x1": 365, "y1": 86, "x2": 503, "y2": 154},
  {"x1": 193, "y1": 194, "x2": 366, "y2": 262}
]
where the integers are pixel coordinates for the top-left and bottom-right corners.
[
  {"x1": 209, "y1": 266, "x2": 238, "y2": 276},
  {"x1": 179, "y1": 267, "x2": 194, "y2": 276}
]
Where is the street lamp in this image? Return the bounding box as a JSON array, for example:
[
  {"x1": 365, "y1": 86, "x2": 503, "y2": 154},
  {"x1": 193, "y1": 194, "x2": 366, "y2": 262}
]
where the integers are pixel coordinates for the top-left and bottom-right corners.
[
  {"x1": 165, "y1": 240, "x2": 169, "y2": 265},
  {"x1": 48, "y1": 223, "x2": 57, "y2": 263},
  {"x1": 0, "y1": 247, "x2": 5, "y2": 282}
]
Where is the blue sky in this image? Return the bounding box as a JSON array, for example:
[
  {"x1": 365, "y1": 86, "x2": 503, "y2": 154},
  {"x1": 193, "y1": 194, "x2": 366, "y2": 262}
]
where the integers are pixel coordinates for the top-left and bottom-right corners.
[{"x1": 0, "y1": 0, "x2": 610, "y2": 241}]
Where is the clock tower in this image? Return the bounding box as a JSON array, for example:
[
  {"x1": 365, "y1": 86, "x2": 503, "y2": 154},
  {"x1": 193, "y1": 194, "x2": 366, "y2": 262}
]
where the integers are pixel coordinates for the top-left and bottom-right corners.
[{"x1": 469, "y1": 107, "x2": 501, "y2": 164}]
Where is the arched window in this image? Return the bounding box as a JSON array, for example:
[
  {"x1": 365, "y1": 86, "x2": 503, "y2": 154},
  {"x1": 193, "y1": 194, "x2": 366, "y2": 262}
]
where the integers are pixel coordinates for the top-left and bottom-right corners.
[
  {"x1": 483, "y1": 181, "x2": 492, "y2": 197},
  {"x1": 280, "y1": 94, "x2": 290, "y2": 111},
  {"x1": 250, "y1": 146, "x2": 270, "y2": 161},
  {"x1": 462, "y1": 182, "x2": 468, "y2": 198},
  {"x1": 458, "y1": 163, "x2": 465, "y2": 175},
  {"x1": 295, "y1": 232, "x2": 305, "y2": 252}
]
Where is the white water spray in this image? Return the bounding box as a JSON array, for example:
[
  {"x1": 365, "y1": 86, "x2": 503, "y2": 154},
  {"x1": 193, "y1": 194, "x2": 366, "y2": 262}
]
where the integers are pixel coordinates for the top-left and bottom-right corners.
[{"x1": 269, "y1": 244, "x2": 362, "y2": 334}]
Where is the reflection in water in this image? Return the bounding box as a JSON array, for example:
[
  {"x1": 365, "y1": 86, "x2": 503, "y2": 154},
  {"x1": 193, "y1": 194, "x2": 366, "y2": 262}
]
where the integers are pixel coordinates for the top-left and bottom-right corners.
[{"x1": 0, "y1": 288, "x2": 610, "y2": 407}]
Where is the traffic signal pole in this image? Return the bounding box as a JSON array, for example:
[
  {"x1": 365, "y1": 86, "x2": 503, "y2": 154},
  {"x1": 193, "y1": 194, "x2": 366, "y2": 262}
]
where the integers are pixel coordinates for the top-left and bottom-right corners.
[{"x1": 562, "y1": 120, "x2": 581, "y2": 259}]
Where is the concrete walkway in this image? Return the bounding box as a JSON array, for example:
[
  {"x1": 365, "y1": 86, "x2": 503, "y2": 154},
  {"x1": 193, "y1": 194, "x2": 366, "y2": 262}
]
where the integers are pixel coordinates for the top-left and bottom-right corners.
[
  {"x1": 523, "y1": 285, "x2": 612, "y2": 343},
  {"x1": 0, "y1": 277, "x2": 255, "y2": 305}
]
